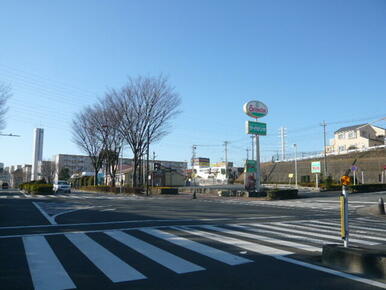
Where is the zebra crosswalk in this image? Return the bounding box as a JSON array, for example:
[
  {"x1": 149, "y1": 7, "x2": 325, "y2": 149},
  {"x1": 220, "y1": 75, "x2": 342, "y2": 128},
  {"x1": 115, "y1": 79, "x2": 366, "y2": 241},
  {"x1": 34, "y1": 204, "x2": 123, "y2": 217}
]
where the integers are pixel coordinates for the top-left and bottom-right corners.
[{"x1": 2, "y1": 217, "x2": 386, "y2": 290}]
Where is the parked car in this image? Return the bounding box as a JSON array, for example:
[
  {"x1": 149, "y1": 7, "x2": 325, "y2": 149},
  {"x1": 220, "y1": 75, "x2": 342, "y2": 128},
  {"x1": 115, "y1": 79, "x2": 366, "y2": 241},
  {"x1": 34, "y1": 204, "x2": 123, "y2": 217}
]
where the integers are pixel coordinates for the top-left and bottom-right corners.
[
  {"x1": 53, "y1": 181, "x2": 71, "y2": 193},
  {"x1": 1, "y1": 182, "x2": 9, "y2": 189}
]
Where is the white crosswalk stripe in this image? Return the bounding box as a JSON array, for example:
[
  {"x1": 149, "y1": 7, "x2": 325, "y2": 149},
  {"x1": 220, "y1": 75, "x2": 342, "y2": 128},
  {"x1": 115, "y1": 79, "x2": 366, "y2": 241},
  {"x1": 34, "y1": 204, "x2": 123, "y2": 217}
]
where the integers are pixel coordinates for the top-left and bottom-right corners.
[
  {"x1": 23, "y1": 236, "x2": 76, "y2": 290},
  {"x1": 6, "y1": 218, "x2": 386, "y2": 289}
]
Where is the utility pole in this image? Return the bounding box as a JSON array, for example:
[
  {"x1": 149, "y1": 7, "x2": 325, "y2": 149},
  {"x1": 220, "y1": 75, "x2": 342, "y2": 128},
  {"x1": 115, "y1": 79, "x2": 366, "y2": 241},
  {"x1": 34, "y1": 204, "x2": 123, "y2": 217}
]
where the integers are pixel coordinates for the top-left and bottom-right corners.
[
  {"x1": 224, "y1": 141, "x2": 229, "y2": 179},
  {"x1": 152, "y1": 151, "x2": 156, "y2": 188},
  {"x1": 321, "y1": 120, "x2": 327, "y2": 177},
  {"x1": 246, "y1": 148, "x2": 250, "y2": 160},
  {"x1": 293, "y1": 144, "x2": 298, "y2": 188},
  {"x1": 192, "y1": 145, "x2": 197, "y2": 186},
  {"x1": 279, "y1": 127, "x2": 287, "y2": 161},
  {"x1": 146, "y1": 127, "x2": 150, "y2": 196},
  {"x1": 251, "y1": 136, "x2": 254, "y2": 160}
]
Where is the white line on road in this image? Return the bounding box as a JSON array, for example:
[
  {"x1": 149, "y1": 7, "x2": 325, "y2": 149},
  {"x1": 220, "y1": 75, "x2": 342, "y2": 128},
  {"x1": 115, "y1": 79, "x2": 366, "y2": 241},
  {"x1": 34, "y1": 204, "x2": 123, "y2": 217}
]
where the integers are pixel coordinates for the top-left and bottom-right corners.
[
  {"x1": 175, "y1": 226, "x2": 292, "y2": 256},
  {"x1": 201, "y1": 225, "x2": 321, "y2": 252},
  {"x1": 23, "y1": 235, "x2": 76, "y2": 290},
  {"x1": 32, "y1": 202, "x2": 57, "y2": 225},
  {"x1": 65, "y1": 233, "x2": 146, "y2": 282},
  {"x1": 275, "y1": 256, "x2": 386, "y2": 289},
  {"x1": 106, "y1": 230, "x2": 205, "y2": 274},
  {"x1": 140, "y1": 227, "x2": 252, "y2": 265}
]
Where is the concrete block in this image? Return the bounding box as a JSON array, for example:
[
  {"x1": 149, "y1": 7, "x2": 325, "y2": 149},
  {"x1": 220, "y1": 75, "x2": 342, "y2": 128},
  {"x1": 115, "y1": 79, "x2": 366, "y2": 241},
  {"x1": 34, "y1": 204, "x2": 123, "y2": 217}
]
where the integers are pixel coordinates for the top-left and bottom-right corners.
[{"x1": 322, "y1": 244, "x2": 386, "y2": 278}]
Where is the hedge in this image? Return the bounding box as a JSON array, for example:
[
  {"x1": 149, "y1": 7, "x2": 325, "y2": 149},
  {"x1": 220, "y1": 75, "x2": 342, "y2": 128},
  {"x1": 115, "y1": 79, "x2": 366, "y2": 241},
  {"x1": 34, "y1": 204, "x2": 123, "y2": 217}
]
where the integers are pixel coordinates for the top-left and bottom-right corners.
[
  {"x1": 267, "y1": 189, "x2": 298, "y2": 200},
  {"x1": 20, "y1": 183, "x2": 53, "y2": 195},
  {"x1": 79, "y1": 186, "x2": 143, "y2": 194},
  {"x1": 349, "y1": 184, "x2": 386, "y2": 193}
]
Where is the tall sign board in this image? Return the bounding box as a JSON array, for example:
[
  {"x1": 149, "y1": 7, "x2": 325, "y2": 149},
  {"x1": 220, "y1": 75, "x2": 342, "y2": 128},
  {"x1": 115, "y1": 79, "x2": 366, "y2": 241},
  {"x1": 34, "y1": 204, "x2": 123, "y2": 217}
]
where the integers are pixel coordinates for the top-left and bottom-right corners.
[{"x1": 243, "y1": 100, "x2": 268, "y2": 192}]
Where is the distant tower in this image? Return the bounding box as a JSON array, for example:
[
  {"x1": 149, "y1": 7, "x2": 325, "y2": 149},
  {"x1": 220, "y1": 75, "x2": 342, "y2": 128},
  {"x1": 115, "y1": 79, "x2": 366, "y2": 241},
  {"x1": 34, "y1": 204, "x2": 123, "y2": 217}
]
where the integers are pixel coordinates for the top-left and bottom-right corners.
[{"x1": 31, "y1": 128, "x2": 44, "y2": 181}]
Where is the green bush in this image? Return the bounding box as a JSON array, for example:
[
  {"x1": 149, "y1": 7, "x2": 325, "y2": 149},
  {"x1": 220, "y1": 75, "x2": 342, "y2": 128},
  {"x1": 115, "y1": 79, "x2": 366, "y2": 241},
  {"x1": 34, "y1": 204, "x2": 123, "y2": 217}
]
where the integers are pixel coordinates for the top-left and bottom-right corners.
[
  {"x1": 160, "y1": 187, "x2": 178, "y2": 195},
  {"x1": 267, "y1": 189, "x2": 298, "y2": 200},
  {"x1": 20, "y1": 182, "x2": 53, "y2": 194},
  {"x1": 79, "y1": 185, "x2": 143, "y2": 194},
  {"x1": 349, "y1": 184, "x2": 386, "y2": 193}
]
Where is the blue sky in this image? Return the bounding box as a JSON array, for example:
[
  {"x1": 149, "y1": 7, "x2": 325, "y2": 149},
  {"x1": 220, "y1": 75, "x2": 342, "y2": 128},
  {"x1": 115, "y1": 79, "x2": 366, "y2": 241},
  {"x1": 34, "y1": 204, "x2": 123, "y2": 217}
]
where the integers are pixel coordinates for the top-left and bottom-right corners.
[{"x1": 0, "y1": 0, "x2": 385, "y2": 167}]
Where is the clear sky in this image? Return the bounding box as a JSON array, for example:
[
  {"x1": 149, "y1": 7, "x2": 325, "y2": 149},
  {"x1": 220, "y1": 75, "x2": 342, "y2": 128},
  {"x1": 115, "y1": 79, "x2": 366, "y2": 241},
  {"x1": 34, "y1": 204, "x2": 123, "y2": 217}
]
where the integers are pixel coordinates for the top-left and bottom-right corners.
[{"x1": 0, "y1": 0, "x2": 385, "y2": 168}]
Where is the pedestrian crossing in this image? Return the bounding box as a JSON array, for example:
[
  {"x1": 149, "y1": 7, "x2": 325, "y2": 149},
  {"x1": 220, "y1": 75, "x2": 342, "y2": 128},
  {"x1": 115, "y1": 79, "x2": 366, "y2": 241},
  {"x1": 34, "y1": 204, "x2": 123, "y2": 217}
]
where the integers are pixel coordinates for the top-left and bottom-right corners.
[
  {"x1": 0, "y1": 192, "x2": 147, "y2": 201},
  {"x1": 3, "y1": 217, "x2": 386, "y2": 290},
  {"x1": 197, "y1": 197, "x2": 377, "y2": 211}
]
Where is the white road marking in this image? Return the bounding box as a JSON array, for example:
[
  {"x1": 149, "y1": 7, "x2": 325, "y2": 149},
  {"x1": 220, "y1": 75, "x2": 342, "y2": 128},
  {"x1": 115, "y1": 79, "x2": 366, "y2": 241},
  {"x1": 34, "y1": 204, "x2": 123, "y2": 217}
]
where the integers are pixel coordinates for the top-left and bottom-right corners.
[
  {"x1": 307, "y1": 220, "x2": 386, "y2": 234},
  {"x1": 276, "y1": 256, "x2": 386, "y2": 289},
  {"x1": 202, "y1": 225, "x2": 321, "y2": 252},
  {"x1": 175, "y1": 226, "x2": 292, "y2": 256},
  {"x1": 65, "y1": 233, "x2": 146, "y2": 282},
  {"x1": 32, "y1": 202, "x2": 57, "y2": 225},
  {"x1": 246, "y1": 223, "x2": 377, "y2": 245},
  {"x1": 272, "y1": 222, "x2": 386, "y2": 243},
  {"x1": 106, "y1": 230, "x2": 205, "y2": 274},
  {"x1": 141, "y1": 228, "x2": 253, "y2": 265},
  {"x1": 23, "y1": 236, "x2": 75, "y2": 290}
]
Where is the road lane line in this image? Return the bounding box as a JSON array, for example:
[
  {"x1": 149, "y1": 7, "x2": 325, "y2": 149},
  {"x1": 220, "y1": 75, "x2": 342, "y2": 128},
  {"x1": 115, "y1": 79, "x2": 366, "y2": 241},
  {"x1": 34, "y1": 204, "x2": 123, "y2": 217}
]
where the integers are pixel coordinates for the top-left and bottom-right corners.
[
  {"x1": 275, "y1": 256, "x2": 386, "y2": 289},
  {"x1": 65, "y1": 233, "x2": 146, "y2": 282},
  {"x1": 106, "y1": 230, "x2": 204, "y2": 274},
  {"x1": 247, "y1": 223, "x2": 377, "y2": 245},
  {"x1": 140, "y1": 228, "x2": 252, "y2": 265},
  {"x1": 174, "y1": 226, "x2": 292, "y2": 256},
  {"x1": 201, "y1": 225, "x2": 321, "y2": 252},
  {"x1": 32, "y1": 202, "x2": 57, "y2": 225},
  {"x1": 23, "y1": 236, "x2": 75, "y2": 290}
]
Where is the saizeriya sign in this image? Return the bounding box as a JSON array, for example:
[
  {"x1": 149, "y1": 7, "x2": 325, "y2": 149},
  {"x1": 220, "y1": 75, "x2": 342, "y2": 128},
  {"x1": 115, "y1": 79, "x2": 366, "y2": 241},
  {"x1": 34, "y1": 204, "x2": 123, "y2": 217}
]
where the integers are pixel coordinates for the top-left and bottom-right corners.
[{"x1": 243, "y1": 101, "x2": 268, "y2": 118}]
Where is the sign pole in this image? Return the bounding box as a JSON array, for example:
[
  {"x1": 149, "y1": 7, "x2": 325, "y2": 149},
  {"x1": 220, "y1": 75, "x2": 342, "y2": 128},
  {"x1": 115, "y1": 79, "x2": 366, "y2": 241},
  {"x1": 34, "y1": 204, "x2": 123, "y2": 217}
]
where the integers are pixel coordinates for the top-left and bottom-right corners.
[
  {"x1": 340, "y1": 175, "x2": 350, "y2": 248},
  {"x1": 315, "y1": 174, "x2": 318, "y2": 189},
  {"x1": 353, "y1": 171, "x2": 356, "y2": 186},
  {"x1": 255, "y1": 134, "x2": 260, "y2": 192}
]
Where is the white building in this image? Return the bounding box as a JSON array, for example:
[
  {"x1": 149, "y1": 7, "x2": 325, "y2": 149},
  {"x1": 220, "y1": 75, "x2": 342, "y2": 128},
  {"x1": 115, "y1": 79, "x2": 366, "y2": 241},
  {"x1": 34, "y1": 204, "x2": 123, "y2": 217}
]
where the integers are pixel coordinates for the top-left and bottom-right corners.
[{"x1": 31, "y1": 128, "x2": 44, "y2": 181}]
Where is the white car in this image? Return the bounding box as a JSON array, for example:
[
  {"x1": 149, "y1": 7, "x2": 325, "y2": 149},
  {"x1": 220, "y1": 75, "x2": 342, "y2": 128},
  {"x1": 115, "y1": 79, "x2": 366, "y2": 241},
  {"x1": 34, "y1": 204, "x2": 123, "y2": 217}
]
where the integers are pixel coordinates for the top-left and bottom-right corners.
[{"x1": 53, "y1": 181, "x2": 71, "y2": 193}]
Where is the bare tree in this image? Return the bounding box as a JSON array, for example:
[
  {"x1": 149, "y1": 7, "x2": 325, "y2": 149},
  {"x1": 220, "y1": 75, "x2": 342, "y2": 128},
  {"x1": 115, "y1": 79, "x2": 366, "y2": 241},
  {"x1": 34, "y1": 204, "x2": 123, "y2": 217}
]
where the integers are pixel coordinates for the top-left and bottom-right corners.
[
  {"x1": 72, "y1": 106, "x2": 105, "y2": 186},
  {"x1": 110, "y1": 75, "x2": 181, "y2": 187},
  {"x1": 39, "y1": 160, "x2": 55, "y2": 183},
  {"x1": 0, "y1": 83, "x2": 11, "y2": 132},
  {"x1": 91, "y1": 101, "x2": 124, "y2": 187}
]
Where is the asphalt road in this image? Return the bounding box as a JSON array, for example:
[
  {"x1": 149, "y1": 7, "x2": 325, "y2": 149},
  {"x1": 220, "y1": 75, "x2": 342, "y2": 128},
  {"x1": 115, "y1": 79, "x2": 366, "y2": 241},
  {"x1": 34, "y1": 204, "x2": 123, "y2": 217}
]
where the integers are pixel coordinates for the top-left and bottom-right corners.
[{"x1": 0, "y1": 188, "x2": 385, "y2": 290}]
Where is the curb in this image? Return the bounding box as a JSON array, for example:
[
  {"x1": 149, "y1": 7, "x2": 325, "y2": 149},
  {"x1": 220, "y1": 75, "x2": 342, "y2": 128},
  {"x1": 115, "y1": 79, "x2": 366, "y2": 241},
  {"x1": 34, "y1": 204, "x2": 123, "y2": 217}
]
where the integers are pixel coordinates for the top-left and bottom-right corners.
[{"x1": 322, "y1": 244, "x2": 386, "y2": 278}]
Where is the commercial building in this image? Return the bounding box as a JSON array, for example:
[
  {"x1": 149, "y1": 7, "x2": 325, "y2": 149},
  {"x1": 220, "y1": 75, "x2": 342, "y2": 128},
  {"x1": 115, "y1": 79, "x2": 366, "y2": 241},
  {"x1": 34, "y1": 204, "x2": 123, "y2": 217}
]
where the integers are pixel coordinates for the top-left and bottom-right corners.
[
  {"x1": 326, "y1": 124, "x2": 385, "y2": 154},
  {"x1": 31, "y1": 128, "x2": 44, "y2": 181}
]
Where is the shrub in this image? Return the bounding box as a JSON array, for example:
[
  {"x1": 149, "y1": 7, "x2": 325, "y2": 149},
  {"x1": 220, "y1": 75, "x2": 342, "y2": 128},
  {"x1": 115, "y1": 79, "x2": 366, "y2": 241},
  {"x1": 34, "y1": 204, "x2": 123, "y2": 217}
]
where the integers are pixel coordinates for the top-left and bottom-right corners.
[
  {"x1": 160, "y1": 187, "x2": 178, "y2": 195},
  {"x1": 20, "y1": 182, "x2": 53, "y2": 194},
  {"x1": 349, "y1": 184, "x2": 386, "y2": 193},
  {"x1": 267, "y1": 189, "x2": 298, "y2": 200}
]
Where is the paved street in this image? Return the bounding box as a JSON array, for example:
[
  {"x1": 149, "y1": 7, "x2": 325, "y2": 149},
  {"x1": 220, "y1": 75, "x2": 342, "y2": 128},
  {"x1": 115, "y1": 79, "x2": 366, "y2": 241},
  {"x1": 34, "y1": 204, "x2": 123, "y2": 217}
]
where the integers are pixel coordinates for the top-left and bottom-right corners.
[{"x1": 0, "y1": 188, "x2": 386, "y2": 290}]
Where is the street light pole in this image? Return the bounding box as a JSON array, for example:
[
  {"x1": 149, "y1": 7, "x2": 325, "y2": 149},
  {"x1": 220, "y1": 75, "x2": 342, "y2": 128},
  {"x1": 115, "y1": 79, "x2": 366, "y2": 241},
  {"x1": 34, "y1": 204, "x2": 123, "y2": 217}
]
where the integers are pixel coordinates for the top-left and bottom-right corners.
[{"x1": 293, "y1": 144, "x2": 298, "y2": 188}]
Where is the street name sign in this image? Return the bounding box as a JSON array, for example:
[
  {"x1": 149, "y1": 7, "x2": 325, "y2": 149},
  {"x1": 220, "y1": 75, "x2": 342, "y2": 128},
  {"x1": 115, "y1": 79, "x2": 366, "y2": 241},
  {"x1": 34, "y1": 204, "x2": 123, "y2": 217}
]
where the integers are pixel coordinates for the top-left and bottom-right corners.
[
  {"x1": 311, "y1": 161, "x2": 321, "y2": 173},
  {"x1": 245, "y1": 121, "x2": 267, "y2": 135}
]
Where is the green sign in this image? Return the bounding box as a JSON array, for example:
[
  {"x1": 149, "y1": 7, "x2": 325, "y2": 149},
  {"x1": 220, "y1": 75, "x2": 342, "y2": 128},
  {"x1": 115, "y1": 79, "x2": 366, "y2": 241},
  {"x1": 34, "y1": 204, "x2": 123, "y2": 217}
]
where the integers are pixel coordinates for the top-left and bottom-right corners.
[
  {"x1": 311, "y1": 161, "x2": 321, "y2": 173},
  {"x1": 245, "y1": 160, "x2": 257, "y2": 173},
  {"x1": 246, "y1": 121, "x2": 267, "y2": 135}
]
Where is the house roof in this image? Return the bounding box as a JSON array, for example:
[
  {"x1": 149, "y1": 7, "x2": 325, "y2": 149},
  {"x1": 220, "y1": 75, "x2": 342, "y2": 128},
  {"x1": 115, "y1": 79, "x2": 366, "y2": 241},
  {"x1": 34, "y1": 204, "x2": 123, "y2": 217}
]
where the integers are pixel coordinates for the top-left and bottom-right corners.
[
  {"x1": 335, "y1": 124, "x2": 367, "y2": 134},
  {"x1": 334, "y1": 123, "x2": 386, "y2": 134}
]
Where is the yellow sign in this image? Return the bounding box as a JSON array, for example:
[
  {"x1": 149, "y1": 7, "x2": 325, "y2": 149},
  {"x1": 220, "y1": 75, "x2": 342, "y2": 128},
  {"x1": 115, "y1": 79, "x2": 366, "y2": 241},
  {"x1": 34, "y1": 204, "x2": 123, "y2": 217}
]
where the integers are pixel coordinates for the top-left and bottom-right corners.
[
  {"x1": 340, "y1": 196, "x2": 346, "y2": 238},
  {"x1": 288, "y1": 173, "x2": 294, "y2": 178},
  {"x1": 340, "y1": 175, "x2": 351, "y2": 185}
]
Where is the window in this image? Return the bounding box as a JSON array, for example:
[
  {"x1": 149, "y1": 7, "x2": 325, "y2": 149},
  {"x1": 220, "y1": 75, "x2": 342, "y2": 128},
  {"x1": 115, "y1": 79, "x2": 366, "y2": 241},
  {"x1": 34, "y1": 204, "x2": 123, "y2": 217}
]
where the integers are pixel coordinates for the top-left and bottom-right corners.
[
  {"x1": 338, "y1": 145, "x2": 346, "y2": 151},
  {"x1": 348, "y1": 131, "x2": 357, "y2": 139},
  {"x1": 338, "y1": 133, "x2": 345, "y2": 139}
]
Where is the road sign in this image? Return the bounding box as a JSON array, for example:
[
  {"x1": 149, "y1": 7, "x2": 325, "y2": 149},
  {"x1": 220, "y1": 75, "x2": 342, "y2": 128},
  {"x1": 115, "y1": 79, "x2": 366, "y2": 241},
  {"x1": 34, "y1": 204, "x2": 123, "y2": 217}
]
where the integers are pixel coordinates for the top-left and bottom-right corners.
[
  {"x1": 311, "y1": 161, "x2": 321, "y2": 173},
  {"x1": 351, "y1": 165, "x2": 358, "y2": 171},
  {"x1": 245, "y1": 121, "x2": 267, "y2": 135},
  {"x1": 245, "y1": 160, "x2": 257, "y2": 173},
  {"x1": 341, "y1": 175, "x2": 351, "y2": 185}
]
